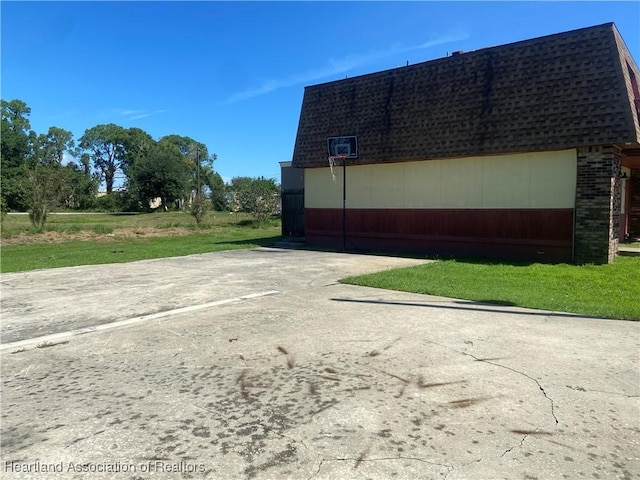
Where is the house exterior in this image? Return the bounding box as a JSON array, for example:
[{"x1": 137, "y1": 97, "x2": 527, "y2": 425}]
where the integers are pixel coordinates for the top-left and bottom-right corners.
[{"x1": 289, "y1": 23, "x2": 640, "y2": 264}]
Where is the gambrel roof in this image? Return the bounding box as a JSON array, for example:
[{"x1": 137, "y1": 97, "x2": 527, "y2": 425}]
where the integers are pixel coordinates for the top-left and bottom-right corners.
[{"x1": 292, "y1": 23, "x2": 640, "y2": 168}]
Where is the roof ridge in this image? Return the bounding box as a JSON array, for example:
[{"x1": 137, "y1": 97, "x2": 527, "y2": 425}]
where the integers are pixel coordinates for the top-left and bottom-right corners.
[{"x1": 307, "y1": 22, "x2": 618, "y2": 90}]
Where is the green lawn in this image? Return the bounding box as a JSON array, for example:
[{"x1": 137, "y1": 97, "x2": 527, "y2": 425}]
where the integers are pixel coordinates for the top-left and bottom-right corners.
[
  {"x1": 1, "y1": 212, "x2": 281, "y2": 273},
  {"x1": 341, "y1": 257, "x2": 640, "y2": 320}
]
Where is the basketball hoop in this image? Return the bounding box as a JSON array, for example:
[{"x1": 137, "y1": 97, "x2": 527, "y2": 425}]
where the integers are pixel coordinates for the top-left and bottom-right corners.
[{"x1": 328, "y1": 155, "x2": 345, "y2": 183}]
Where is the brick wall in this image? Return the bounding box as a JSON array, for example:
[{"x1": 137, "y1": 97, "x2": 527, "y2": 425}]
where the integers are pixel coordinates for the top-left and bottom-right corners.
[
  {"x1": 574, "y1": 146, "x2": 622, "y2": 264},
  {"x1": 629, "y1": 168, "x2": 640, "y2": 237}
]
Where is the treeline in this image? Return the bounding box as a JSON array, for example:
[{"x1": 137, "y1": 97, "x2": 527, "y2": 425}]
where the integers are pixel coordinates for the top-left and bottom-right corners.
[{"x1": 1, "y1": 99, "x2": 279, "y2": 227}]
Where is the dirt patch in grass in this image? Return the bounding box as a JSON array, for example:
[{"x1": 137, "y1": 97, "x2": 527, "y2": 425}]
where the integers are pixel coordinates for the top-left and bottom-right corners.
[{"x1": 1, "y1": 227, "x2": 196, "y2": 245}]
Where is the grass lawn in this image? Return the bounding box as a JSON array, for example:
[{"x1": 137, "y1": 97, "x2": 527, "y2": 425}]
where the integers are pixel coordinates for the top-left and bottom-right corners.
[
  {"x1": 341, "y1": 257, "x2": 640, "y2": 321},
  {"x1": 1, "y1": 212, "x2": 281, "y2": 273}
]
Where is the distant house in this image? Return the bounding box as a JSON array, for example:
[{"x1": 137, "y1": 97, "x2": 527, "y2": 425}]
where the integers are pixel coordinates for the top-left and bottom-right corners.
[{"x1": 288, "y1": 23, "x2": 640, "y2": 264}]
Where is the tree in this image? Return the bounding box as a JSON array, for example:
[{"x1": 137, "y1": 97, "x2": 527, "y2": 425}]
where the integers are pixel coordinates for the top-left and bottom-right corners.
[
  {"x1": 207, "y1": 171, "x2": 226, "y2": 211},
  {"x1": 159, "y1": 134, "x2": 216, "y2": 196},
  {"x1": 38, "y1": 127, "x2": 75, "y2": 166},
  {"x1": 129, "y1": 142, "x2": 190, "y2": 211},
  {"x1": 123, "y1": 127, "x2": 155, "y2": 172},
  {"x1": 60, "y1": 162, "x2": 99, "y2": 209},
  {"x1": 158, "y1": 135, "x2": 224, "y2": 223},
  {"x1": 79, "y1": 153, "x2": 92, "y2": 175},
  {"x1": 1, "y1": 99, "x2": 32, "y2": 168},
  {"x1": 160, "y1": 134, "x2": 208, "y2": 159},
  {"x1": 23, "y1": 127, "x2": 78, "y2": 227},
  {"x1": 78, "y1": 124, "x2": 128, "y2": 194},
  {"x1": 190, "y1": 192, "x2": 209, "y2": 226},
  {"x1": 1, "y1": 99, "x2": 33, "y2": 210},
  {"x1": 158, "y1": 135, "x2": 221, "y2": 215},
  {"x1": 230, "y1": 176, "x2": 280, "y2": 223},
  {"x1": 25, "y1": 165, "x2": 65, "y2": 230}
]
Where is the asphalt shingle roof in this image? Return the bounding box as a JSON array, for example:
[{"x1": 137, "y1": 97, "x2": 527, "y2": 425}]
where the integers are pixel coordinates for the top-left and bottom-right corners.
[{"x1": 292, "y1": 23, "x2": 640, "y2": 168}]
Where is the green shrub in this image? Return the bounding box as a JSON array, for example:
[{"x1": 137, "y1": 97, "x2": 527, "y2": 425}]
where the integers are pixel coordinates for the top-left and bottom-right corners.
[
  {"x1": 190, "y1": 193, "x2": 209, "y2": 226},
  {"x1": 95, "y1": 191, "x2": 141, "y2": 212}
]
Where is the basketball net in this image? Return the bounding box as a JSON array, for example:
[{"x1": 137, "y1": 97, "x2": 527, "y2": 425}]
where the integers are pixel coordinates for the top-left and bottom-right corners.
[{"x1": 328, "y1": 156, "x2": 345, "y2": 183}]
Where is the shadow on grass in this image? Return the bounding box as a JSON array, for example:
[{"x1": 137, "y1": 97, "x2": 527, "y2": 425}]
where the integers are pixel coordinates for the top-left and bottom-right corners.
[
  {"x1": 274, "y1": 244, "x2": 432, "y2": 261},
  {"x1": 471, "y1": 299, "x2": 517, "y2": 306},
  {"x1": 209, "y1": 236, "x2": 282, "y2": 247},
  {"x1": 276, "y1": 243, "x2": 543, "y2": 266},
  {"x1": 234, "y1": 219, "x2": 280, "y2": 228},
  {"x1": 330, "y1": 297, "x2": 593, "y2": 319}
]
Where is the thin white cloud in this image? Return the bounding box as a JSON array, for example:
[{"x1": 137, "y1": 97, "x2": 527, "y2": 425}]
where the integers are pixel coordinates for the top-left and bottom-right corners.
[
  {"x1": 110, "y1": 109, "x2": 167, "y2": 121},
  {"x1": 127, "y1": 109, "x2": 167, "y2": 121},
  {"x1": 226, "y1": 31, "x2": 468, "y2": 103},
  {"x1": 119, "y1": 109, "x2": 145, "y2": 116}
]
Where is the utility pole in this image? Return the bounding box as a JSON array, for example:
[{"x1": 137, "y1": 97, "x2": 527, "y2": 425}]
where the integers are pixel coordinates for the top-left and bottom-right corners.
[
  {"x1": 343, "y1": 157, "x2": 346, "y2": 251},
  {"x1": 196, "y1": 147, "x2": 201, "y2": 197}
]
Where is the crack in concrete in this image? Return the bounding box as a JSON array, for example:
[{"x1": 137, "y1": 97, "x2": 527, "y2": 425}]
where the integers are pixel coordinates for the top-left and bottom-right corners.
[
  {"x1": 443, "y1": 455, "x2": 483, "y2": 479},
  {"x1": 426, "y1": 340, "x2": 559, "y2": 425},
  {"x1": 330, "y1": 454, "x2": 452, "y2": 470},
  {"x1": 307, "y1": 458, "x2": 324, "y2": 480},
  {"x1": 571, "y1": 387, "x2": 640, "y2": 398},
  {"x1": 289, "y1": 434, "x2": 453, "y2": 475},
  {"x1": 463, "y1": 456, "x2": 484, "y2": 466},
  {"x1": 281, "y1": 432, "x2": 327, "y2": 480},
  {"x1": 502, "y1": 432, "x2": 529, "y2": 457},
  {"x1": 361, "y1": 455, "x2": 451, "y2": 467}
]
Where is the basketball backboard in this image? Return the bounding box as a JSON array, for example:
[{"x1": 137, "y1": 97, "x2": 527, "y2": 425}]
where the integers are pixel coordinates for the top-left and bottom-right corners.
[{"x1": 327, "y1": 136, "x2": 358, "y2": 159}]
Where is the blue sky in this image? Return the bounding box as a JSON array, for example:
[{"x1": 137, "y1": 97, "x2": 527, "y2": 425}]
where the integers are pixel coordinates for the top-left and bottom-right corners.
[{"x1": 2, "y1": 1, "x2": 639, "y2": 186}]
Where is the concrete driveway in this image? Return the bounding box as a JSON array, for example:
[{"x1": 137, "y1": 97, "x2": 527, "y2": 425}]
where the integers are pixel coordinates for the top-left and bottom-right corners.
[{"x1": 1, "y1": 248, "x2": 638, "y2": 479}]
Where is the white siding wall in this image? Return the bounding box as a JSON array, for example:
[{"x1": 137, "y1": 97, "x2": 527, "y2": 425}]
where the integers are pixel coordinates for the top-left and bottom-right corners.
[{"x1": 306, "y1": 150, "x2": 577, "y2": 209}]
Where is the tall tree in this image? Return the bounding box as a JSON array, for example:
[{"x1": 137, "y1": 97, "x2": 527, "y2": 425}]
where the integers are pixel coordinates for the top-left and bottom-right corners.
[
  {"x1": 158, "y1": 135, "x2": 220, "y2": 216},
  {"x1": 1, "y1": 99, "x2": 32, "y2": 168},
  {"x1": 79, "y1": 124, "x2": 128, "y2": 194},
  {"x1": 38, "y1": 127, "x2": 75, "y2": 165},
  {"x1": 79, "y1": 153, "x2": 92, "y2": 175},
  {"x1": 206, "y1": 171, "x2": 226, "y2": 211},
  {"x1": 129, "y1": 141, "x2": 190, "y2": 210},
  {"x1": 23, "y1": 128, "x2": 75, "y2": 228},
  {"x1": 160, "y1": 134, "x2": 208, "y2": 159},
  {"x1": 123, "y1": 127, "x2": 155, "y2": 174},
  {"x1": 60, "y1": 162, "x2": 99, "y2": 210},
  {"x1": 1, "y1": 99, "x2": 34, "y2": 210},
  {"x1": 159, "y1": 134, "x2": 216, "y2": 194}
]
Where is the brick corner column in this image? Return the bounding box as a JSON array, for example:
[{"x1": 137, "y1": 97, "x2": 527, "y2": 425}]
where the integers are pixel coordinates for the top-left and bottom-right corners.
[
  {"x1": 574, "y1": 145, "x2": 622, "y2": 264},
  {"x1": 629, "y1": 168, "x2": 640, "y2": 237}
]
